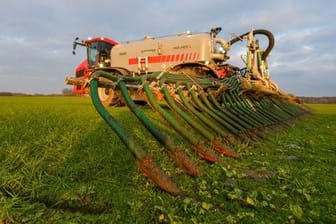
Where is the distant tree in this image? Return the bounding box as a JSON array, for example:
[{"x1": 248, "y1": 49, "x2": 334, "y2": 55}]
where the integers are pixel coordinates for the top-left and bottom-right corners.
[
  {"x1": 62, "y1": 88, "x2": 75, "y2": 96},
  {"x1": 298, "y1": 96, "x2": 336, "y2": 104},
  {"x1": 0, "y1": 92, "x2": 14, "y2": 96}
]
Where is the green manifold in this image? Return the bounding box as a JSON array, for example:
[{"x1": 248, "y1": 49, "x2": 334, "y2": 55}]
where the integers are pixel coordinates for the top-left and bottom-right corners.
[{"x1": 86, "y1": 70, "x2": 311, "y2": 196}]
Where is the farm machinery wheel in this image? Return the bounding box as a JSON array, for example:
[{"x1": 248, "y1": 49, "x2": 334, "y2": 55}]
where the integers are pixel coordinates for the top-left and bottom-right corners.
[
  {"x1": 170, "y1": 63, "x2": 218, "y2": 78},
  {"x1": 97, "y1": 77, "x2": 122, "y2": 106},
  {"x1": 97, "y1": 66, "x2": 131, "y2": 106}
]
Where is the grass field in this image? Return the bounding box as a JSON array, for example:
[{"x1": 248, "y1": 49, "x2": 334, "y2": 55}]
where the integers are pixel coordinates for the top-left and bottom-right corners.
[{"x1": 0, "y1": 96, "x2": 335, "y2": 223}]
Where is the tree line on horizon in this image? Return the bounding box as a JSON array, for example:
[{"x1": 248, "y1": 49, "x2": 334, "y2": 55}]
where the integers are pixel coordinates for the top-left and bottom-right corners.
[{"x1": 297, "y1": 96, "x2": 336, "y2": 104}]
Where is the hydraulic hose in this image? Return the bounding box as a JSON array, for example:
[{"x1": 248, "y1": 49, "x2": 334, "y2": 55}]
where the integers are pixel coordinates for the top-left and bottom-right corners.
[
  {"x1": 90, "y1": 77, "x2": 146, "y2": 160},
  {"x1": 199, "y1": 91, "x2": 248, "y2": 131},
  {"x1": 90, "y1": 71, "x2": 183, "y2": 196},
  {"x1": 142, "y1": 81, "x2": 221, "y2": 163},
  {"x1": 161, "y1": 85, "x2": 215, "y2": 141},
  {"x1": 208, "y1": 93, "x2": 256, "y2": 129},
  {"x1": 189, "y1": 88, "x2": 239, "y2": 135},
  {"x1": 227, "y1": 29, "x2": 274, "y2": 60},
  {"x1": 161, "y1": 85, "x2": 239, "y2": 158},
  {"x1": 176, "y1": 87, "x2": 228, "y2": 137},
  {"x1": 118, "y1": 80, "x2": 203, "y2": 176}
]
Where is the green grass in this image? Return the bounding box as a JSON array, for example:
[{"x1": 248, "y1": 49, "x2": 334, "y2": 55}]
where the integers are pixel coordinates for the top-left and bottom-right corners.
[{"x1": 0, "y1": 96, "x2": 335, "y2": 223}]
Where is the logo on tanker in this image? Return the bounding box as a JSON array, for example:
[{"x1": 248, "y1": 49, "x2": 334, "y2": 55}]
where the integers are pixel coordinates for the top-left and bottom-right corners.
[{"x1": 173, "y1": 45, "x2": 192, "y2": 50}]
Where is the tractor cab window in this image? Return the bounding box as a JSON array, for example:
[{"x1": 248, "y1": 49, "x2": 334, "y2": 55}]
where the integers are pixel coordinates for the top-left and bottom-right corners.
[
  {"x1": 88, "y1": 46, "x2": 98, "y2": 68},
  {"x1": 215, "y1": 42, "x2": 225, "y2": 54},
  {"x1": 87, "y1": 41, "x2": 113, "y2": 68}
]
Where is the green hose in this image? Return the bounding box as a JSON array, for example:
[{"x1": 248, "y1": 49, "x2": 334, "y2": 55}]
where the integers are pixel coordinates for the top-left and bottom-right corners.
[
  {"x1": 118, "y1": 80, "x2": 203, "y2": 176},
  {"x1": 189, "y1": 88, "x2": 239, "y2": 135},
  {"x1": 208, "y1": 93, "x2": 256, "y2": 129},
  {"x1": 161, "y1": 85, "x2": 215, "y2": 141},
  {"x1": 90, "y1": 77, "x2": 146, "y2": 160},
  {"x1": 118, "y1": 81, "x2": 173, "y2": 149},
  {"x1": 199, "y1": 91, "x2": 248, "y2": 131},
  {"x1": 161, "y1": 85, "x2": 239, "y2": 159},
  {"x1": 90, "y1": 71, "x2": 183, "y2": 196},
  {"x1": 176, "y1": 87, "x2": 228, "y2": 137},
  {"x1": 142, "y1": 81, "x2": 220, "y2": 162}
]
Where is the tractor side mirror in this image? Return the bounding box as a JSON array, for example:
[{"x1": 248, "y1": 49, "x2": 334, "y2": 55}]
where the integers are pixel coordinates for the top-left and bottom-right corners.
[{"x1": 72, "y1": 37, "x2": 84, "y2": 55}]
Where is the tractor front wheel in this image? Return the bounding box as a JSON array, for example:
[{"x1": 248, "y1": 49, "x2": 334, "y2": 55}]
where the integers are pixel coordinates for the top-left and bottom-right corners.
[{"x1": 97, "y1": 78, "x2": 122, "y2": 106}]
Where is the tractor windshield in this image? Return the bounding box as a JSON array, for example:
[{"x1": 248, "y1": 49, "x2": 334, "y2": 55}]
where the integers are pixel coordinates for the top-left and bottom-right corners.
[
  {"x1": 88, "y1": 45, "x2": 98, "y2": 67},
  {"x1": 215, "y1": 42, "x2": 225, "y2": 54},
  {"x1": 87, "y1": 41, "x2": 113, "y2": 68}
]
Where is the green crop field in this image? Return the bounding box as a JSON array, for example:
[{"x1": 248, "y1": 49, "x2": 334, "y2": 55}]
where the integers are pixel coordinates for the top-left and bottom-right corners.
[{"x1": 0, "y1": 96, "x2": 335, "y2": 223}]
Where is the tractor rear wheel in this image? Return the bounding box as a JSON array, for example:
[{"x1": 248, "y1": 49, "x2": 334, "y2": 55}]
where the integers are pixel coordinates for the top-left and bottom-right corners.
[{"x1": 170, "y1": 63, "x2": 217, "y2": 78}]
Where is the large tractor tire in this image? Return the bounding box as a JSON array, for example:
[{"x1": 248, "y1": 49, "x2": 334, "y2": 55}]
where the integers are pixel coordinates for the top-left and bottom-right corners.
[{"x1": 97, "y1": 77, "x2": 122, "y2": 107}]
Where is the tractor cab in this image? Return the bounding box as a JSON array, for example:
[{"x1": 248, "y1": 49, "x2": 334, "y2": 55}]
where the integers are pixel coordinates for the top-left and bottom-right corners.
[
  {"x1": 73, "y1": 37, "x2": 118, "y2": 69},
  {"x1": 71, "y1": 37, "x2": 118, "y2": 95}
]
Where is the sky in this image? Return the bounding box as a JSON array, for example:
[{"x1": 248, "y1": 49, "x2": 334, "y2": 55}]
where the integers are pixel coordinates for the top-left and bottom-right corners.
[{"x1": 0, "y1": 0, "x2": 335, "y2": 96}]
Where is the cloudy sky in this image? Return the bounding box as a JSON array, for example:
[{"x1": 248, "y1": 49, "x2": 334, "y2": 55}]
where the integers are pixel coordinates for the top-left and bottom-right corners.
[{"x1": 0, "y1": 0, "x2": 335, "y2": 96}]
